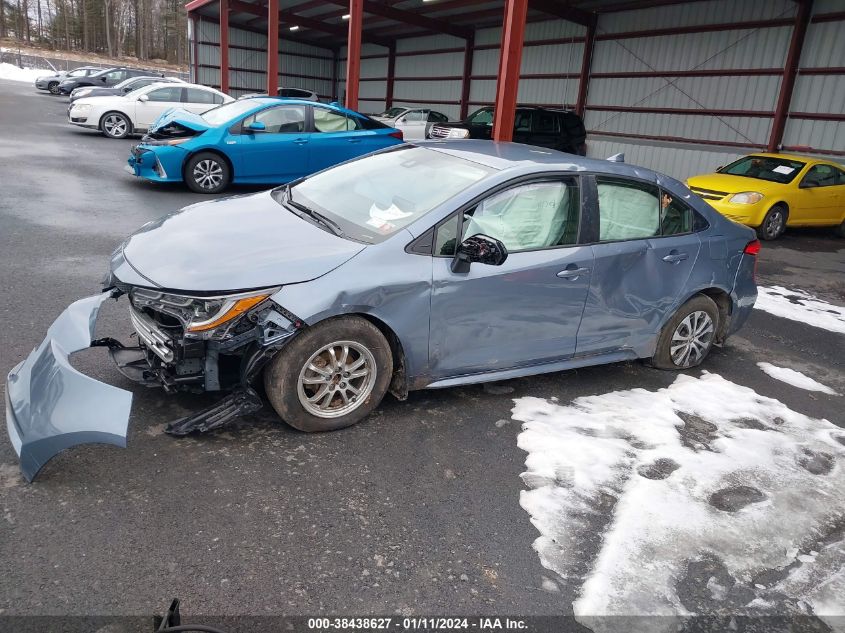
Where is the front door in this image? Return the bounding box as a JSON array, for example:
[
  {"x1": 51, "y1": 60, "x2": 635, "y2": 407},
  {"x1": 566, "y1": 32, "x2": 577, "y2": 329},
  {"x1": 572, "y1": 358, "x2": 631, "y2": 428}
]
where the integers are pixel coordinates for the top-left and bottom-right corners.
[
  {"x1": 235, "y1": 104, "x2": 310, "y2": 182},
  {"x1": 397, "y1": 109, "x2": 428, "y2": 139},
  {"x1": 576, "y1": 176, "x2": 702, "y2": 356},
  {"x1": 134, "y1": 86, "x2": 185, "y2": 129},
  {"x1": 795, "y1": 164, "x2": 845, "y2": 224},
  {"x1": 429, "y1": 177, "x2": 593, "y2": 378}
]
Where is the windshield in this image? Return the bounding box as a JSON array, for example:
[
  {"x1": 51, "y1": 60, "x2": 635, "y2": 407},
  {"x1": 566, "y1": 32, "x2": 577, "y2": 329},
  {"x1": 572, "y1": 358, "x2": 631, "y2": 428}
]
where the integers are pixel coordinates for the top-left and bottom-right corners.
[
  {"x1": 380, "y1": 107, "x2": 407, "y2": 118},
  {"x1": 201, "y1": 100, "x2": 263, "y2": 126},
  {"x1": 719, "y1": 156, "x2": 806, "y2": 184},
  {"x1": 466, "y1": 108, "x2": 494, "y2": 125},
  {"x1": 284, "y1": 146, "x2": 495, "y2": 243}
]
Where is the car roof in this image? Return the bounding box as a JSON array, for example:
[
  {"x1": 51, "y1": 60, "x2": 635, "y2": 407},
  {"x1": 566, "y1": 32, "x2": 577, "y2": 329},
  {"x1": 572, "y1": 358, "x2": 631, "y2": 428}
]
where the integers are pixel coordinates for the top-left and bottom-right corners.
[
  {"x1": 740, "y1": 152, "x2": 838, "y2": 165},
  {"x1": 416, "y1": 139, "x2": 665, "y2": 180},
  {"x1": 243, "y1": 97, "x2": 368, "y2": 118}
]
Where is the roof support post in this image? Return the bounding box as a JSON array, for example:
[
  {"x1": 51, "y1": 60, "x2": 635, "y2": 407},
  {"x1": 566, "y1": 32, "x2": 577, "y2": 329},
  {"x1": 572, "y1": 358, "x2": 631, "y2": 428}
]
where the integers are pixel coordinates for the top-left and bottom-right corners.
[
  {"x1": 575, "y1": 18, "x2": 595, "y2": 117},
  {"x1": 460, "y1": 33, "x2": 474, "y2": 119},
  {"x1": 385, "y1": 42, "x2": 396, "y2": 109},
  {"x1": 266, "y1": 0, "x2": 279, "y2": 96},
  {"x1": 768, "y1": 0, "x2": 813, "y2": 152},
  {"x1": 345, "y1": 0, "x2": 363, "y2": 110},
  {"x1": 492, "y1": 0, "x2": 528, "y2": 141},
  {"x1": 190, "y1": 13, "x2": 200, "y2": 84},
  {"x1": 331, "y1": 49, "x2": 339, "y2": 101},
  {"x1": 219, "y1": 0, "x2": 229, "y2": 93}
]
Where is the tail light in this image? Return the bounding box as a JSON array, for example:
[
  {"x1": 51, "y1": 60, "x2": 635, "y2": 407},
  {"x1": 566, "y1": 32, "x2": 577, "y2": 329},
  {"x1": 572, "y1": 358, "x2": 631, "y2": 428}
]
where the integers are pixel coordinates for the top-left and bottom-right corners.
[
  {"x1": 389, "y1": 130, "x2": 403, "y2": 140},
  {"x1": 744, "y1": 239, "x2": 761, "y2": 281}
]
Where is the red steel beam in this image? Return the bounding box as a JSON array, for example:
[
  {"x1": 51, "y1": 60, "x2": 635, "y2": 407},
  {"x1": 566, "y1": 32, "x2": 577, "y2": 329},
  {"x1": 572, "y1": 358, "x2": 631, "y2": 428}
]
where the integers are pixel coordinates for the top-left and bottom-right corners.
[
  {"x1": 331, "y1": 49, "x2": 338, "y2": 101},
  {"x1": 460, "y1": 33, "x2": 474, "y2": 119},
  {"x1": 596, "y1": 17, "x2": 795, "y2": 41},
  {"x1": 575, "y1": 20, "x2": 595, "y2": 117},
  {"x1": 587, "y1": 104, "x2": 775, "y2": 117},
  {"x1": 528, "y1": 0, "x2": 595, "y2": 27},
  {"x1": 191, "y1": 13, "x2": 200, "y2": 83},
  {"x1": 346, "y1": 0, "x2": 363, "y2": 110},
  {"x1": 385, "y1": 42, "x2": 396, "y2": 109},
  {"x1": 219, "y1": 0, "x2": 229, "y2": 93},
  {"x1": 769, "y1": 0, "x2": 813, "y2": 152},
  {"x1": 590, "y1": 130, "x2": 767, "y2": 150},
  {"x1": 266, "y1": 0, "x2": 279, "y2": 95},
  {"x1": 492, "y1": 0, "x2": 528, "y2": 142},
  {"x1": 324, "y1": 0, "x2": 472, "y2": 39}
]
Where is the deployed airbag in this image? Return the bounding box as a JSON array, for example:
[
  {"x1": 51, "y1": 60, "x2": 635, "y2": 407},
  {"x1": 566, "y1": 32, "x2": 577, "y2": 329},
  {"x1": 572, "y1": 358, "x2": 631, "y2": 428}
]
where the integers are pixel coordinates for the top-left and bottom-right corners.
[{"x1": 5, "y1": 292, "x2": 132, "y2": 482}]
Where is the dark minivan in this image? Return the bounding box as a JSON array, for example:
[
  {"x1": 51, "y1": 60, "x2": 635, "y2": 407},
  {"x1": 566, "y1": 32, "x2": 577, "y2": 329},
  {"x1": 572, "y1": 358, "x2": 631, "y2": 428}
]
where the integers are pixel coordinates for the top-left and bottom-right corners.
[{"x1": 428, "y1": 105, "x2": 587, "y2": 155}]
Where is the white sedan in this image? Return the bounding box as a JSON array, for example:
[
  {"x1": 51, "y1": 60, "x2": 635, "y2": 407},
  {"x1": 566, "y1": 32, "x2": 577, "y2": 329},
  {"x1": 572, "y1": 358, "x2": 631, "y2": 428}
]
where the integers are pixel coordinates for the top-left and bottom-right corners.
[
  {"x1": 67, "y1": 83, "x2": 233, "y2": 139},
  {"x1": 372, "y1": 107, "x2": 449, "y2": 139}
]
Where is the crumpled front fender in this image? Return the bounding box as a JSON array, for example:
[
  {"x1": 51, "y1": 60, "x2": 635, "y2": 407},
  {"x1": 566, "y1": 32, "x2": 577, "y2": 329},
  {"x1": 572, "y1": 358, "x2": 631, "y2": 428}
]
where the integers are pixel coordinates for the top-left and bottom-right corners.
[{"x1": 5, "y1": 292, "x2": 132, "y2": 482}]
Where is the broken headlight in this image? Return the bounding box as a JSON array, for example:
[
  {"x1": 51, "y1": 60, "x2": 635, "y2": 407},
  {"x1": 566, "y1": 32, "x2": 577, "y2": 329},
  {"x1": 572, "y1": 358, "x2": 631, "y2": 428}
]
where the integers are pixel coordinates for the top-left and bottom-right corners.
[{"x1": 130, "y1": 287, "x2": 279, "y2": 338}]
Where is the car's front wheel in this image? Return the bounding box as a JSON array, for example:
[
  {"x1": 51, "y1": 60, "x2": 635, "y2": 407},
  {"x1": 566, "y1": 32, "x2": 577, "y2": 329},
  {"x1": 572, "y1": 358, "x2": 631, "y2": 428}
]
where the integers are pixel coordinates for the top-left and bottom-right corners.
[
  {"x1": 834, "y1": 218, "x2": 845, "y2": 238},
  {"x1": 651, "y1": 295, "x2": 719, "y2": 370},
  {"x1": 264, "y1": 316, "x2": 393, "y2": 432},
  {"x1": 48, "y1": 82, "x2": 59, "y2": 94},
  {"x1": 184, "y1": 152, "x2": 232, "y2": 193},
  {"x1": 756, "y1": 204, "x2": 788, "y2": 240},
  {"x1": 100, "y1": 111, "x2": 131, "y2": 139}
]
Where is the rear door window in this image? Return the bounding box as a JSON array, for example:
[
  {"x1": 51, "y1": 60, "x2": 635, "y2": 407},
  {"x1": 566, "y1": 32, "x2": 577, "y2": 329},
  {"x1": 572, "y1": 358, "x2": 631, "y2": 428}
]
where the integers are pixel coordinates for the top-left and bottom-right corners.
[
  {"x1": 147, "y1": 86, "x2": 183, "y2": 102},
  {"x1": 658, "y1": 191, "x2": 693, "y2": 236},
  {"x1": 313, "y1": 107, "x2": 360, "y2": 132},
  {"x1": 185, "y1": 87, "x2": 218, "y2": 104},
  {"x1": 596, "y1": 177, "x2": 660, "y2": 241}
]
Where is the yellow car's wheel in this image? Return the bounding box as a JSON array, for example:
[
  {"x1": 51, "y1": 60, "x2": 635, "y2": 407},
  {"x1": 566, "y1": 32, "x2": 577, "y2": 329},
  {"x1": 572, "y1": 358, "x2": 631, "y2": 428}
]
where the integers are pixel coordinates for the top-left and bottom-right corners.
[
  {"x1": 835, "y1": 219, "x2": 845, "y2": 238},
  {"x1": 756, "y1": 204, "x2": 788, "y2": 241}
]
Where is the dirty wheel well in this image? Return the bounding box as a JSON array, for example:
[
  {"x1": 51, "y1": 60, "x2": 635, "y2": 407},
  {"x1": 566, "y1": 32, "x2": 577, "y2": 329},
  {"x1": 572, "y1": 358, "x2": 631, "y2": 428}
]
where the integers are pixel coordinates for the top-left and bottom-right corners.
[
  {"x1": 698, "y1": 288, "x2": 731, "y2": 344},
  {"x1": 358, "y1": 314, "x2": 408, "y2": 401}
]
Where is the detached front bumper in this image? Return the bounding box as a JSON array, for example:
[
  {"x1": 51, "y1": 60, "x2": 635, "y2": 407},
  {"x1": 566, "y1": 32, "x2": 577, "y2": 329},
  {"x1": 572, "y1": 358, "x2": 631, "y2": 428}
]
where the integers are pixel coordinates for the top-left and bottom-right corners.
[
  {"x1": 127, "y1": 145, "x2": 184, "y2": 183},
  {"x1": 5, "y1": 292, "x2": 132, "y2": 482}
]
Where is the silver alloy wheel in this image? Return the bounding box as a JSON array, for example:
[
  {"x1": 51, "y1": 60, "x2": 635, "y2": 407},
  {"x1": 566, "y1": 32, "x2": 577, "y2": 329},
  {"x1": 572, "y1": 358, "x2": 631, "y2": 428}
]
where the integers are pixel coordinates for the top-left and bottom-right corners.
[
  {"x1": 670, "y1": 310, "x2": 715, "y2": 367},
  {"x1": 192, "y1": 159, "x2": 224, "y2": 190},
  {"x1": 763, "y1": 208, "x2": 785, "y2": 238},
  {"x1": 297, "y1": 340, "x2": 377, "y2": 418},
  {"x1": 49, "y1": 82, "x2": 59, "y2": 94},
  {"x1": 103, "y1": 114, "x2": 128, "y2": 138}
]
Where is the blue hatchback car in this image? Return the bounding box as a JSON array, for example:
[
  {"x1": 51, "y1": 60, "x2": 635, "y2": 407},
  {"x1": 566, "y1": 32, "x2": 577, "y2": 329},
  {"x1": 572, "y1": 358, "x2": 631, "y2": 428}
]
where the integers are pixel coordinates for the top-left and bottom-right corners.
[{"x1": 126, "y1": 97, "x2": 405, "y2": 193}]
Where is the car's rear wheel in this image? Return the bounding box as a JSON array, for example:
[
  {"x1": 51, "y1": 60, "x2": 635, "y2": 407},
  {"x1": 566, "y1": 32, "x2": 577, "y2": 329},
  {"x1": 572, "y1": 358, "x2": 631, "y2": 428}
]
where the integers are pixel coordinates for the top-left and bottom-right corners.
[
  {"x1": 264, "y1": 316, "x2": 393, "y2": 432},
  {"x1": 100, "y1": 111, "x2": 131, "y2": 139},
  {"x1": 184, "y1": 152, "x2": 231, "y2": 194},
  {"x1": 651, "y1": 295, "x2": 719, "y2": 370},
  {"x1": 48, "y1": 82, "x2": 59, "y2": 94},
  {"x1": 756, "y1": 204, "x2": 787, "y2": 241}
]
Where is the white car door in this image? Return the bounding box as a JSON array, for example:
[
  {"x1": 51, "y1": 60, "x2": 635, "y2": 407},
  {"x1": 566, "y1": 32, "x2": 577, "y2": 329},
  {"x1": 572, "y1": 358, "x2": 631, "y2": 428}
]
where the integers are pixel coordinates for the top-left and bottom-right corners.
[
  {"x1": 135, "y1": 86, "x2": 185, "y2": 129},
  {"x1": 182, "y1": 87, "x2": 226, "y2": 114},
  {"x1": 396, "y1": 109, "x2": 428, "y2": 139}
]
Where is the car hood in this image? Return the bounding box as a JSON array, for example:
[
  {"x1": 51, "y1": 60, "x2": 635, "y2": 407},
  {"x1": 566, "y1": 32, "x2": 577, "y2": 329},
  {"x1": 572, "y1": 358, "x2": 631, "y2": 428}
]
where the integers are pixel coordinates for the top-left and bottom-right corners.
[
  {"x1": 149, "y1": 108, "x2": 212, "y2": 133},
  {"x1": 118, "y1": 190, "x2": 366, "y2": 292},
  {"x1": 687, "y1": 173, "x2": 784, "y2": 195}
]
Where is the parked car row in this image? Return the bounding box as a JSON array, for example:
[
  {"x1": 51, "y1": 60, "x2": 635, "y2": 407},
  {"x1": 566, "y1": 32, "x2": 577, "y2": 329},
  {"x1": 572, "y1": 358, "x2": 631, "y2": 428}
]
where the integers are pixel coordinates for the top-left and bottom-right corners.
[{"x1": 34, "y1": 65, "x2": 178, "y2": 95}]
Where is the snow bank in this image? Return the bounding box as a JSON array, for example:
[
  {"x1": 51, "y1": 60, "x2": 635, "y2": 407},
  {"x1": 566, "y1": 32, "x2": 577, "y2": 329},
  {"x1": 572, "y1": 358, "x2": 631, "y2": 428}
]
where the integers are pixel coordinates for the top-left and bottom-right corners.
[
  {"x1": 514, "y1": 372, "x2": 845, "y2": 630},
  {"x1": 756, "y1": 285, "x2": 845, "y2": 334},
  {"x1": 0, "y1": 62, "x2": 48, "y2": 83},
  {"x1": 757, "y1": 362, "x2": 839, "y2": 395}
]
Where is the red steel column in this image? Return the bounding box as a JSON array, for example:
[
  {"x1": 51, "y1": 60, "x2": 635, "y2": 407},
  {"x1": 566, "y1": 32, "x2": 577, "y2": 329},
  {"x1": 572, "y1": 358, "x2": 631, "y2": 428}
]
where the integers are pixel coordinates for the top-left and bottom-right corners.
[
  {"x1": 768, "y1": 0, "x2": 813, "y2": 152},
  {"x1": 219, "y1": 0, "x2": 229, "y2": 93},
  {"x1": 492, "y1": 0, "x2": 527, "y2": 141},
  {"x1": 331, "y1": 49, "x2": 339, "y2": 101},
  {"x1": 267, "y1": 0, "x2": 279, "y2": 95},
  {"x1": 191, "y1": 13, "x2": 200, "y2": 84},
  {"x1": 575, "y1": 20, "x2": 595, "y2": 116},
  {"x1": 385, "y1": 42, "x2": 396, "y2": 109},
  {"x1": 459, "y1": 33, "x2": 474, "y2": 119},
  {"x1": 345, "y1": 0, "x2": 363, "y2": 110}
]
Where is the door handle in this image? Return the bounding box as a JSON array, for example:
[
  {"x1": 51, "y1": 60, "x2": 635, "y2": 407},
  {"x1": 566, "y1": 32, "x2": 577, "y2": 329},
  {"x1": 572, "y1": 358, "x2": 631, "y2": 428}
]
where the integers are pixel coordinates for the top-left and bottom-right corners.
[
  {"x1": 662, "y1": 251, "x2": 689, "y2": 264},
  {"x1": 557, "y1": 266, "x2": 590, "y2": 279},
  {"x1": 347, "y1": 138, "x2": 362, "y2": 143},
  {"x1": 293, "y1": 138, "x2": 309, "y2": 145}
]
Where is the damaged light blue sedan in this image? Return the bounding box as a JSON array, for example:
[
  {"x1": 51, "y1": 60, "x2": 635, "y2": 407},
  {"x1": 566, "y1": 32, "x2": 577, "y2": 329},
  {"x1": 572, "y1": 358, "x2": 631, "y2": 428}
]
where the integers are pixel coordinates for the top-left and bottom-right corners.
[{"x1": 6, "y1": 141, "x2": 759, "y2": 481}]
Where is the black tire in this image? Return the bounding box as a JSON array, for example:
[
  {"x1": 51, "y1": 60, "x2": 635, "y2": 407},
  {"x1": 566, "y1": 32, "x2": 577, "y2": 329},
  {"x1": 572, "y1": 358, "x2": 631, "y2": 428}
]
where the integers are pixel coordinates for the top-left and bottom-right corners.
[
  {"x1": 834, "y1": 219, "x2": 845, "y2": 238},
  {"x1": 756, "y1": 204, "x2": 788, "y2": 241},
  {"x1": 184, "y1": 152, "x2": 232, "y2": 194},
  {"x1": 651, "y1": 295, "x2": 720, "y2": 370},
  {"x1": 48, "y1": 81, "x2": 59, "y2": 95},
  {"x1": 264, "y1": 316, "x2": 393, "y2": 432},
  {"x1": 99, "y1": 111, "x2": 132, "y2": 139}
]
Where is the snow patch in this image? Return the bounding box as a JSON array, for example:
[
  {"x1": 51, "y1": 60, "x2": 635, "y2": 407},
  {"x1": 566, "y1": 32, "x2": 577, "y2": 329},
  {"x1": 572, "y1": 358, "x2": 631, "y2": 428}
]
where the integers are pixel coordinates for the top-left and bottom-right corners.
[
  {"x1": 757, "y1": 362, "x2": 839, "y2": 395},
  {"x1": 514, "y1": 372, "x2": 845, "y2": 629},
  {"x1": 755, "y1": 286, "x2": 845, "y2": 334},
  {"x1": 0, "y1": 62, "x2": 47, "y2": 83}
]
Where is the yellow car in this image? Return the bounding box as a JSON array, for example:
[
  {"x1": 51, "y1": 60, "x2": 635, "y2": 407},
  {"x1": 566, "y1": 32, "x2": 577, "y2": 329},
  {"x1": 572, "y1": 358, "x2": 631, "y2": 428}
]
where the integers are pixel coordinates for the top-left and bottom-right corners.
[{"x1": 686, "y1": 153, "x2": 845, "y2": 240}]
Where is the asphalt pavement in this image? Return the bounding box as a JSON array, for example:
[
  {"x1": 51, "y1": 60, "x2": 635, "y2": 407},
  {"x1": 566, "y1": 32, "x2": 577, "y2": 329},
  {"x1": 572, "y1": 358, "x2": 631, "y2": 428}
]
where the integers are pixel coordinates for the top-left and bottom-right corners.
[{"x1": 0, "y1": 78, "x2": 843, "y2": 626}]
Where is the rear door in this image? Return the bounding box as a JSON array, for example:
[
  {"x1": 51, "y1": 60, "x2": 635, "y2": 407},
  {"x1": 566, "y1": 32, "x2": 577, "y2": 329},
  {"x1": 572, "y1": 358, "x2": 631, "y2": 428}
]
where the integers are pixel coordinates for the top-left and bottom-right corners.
[
  {"x1": 135, "y1": 86, "x2": 184, "y2": 128},
  {"x1": 307, "y1": 106, "x2": 383, "y2": 171},
  {"x1": 397, "y1": 109, "x2": 428, "y2": 139},
  {"x1": 235, "y1": 104, "x2": 310, "y2": 182},
  {"x1": 528, "y1": 110, "x2": 562, "y2": 149},
  {"x1": 182, "y1": 87, "x2": 224, "y2": 115},
  {"x1": 576, "y1": 176, "x2": 702, "y2": 356},
  {"x1": 429, "y1": 176, "x2": 593, "y2": 378}
]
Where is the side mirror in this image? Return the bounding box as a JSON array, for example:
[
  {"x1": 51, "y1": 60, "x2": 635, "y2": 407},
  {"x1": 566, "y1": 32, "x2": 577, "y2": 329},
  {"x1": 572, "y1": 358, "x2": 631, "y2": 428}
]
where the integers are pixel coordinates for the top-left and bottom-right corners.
[
  {"x1": 138, "y1": 94, "x2": 149, "y2": 102},
  {"x1": 398, "y1": 117, "x2": 407, "y2": 123},
  {"x1": 451, "y1": 234, "x2": 508, "y2": 273},
  {"x1": 247, "y1": 121, "x2": 266, "y2": 132}
]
